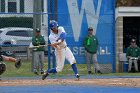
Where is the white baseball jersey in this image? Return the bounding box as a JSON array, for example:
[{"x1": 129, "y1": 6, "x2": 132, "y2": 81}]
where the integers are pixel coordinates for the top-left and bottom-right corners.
[
  {"x1": 49, "y1": 26, "x2": 67, "y2": 50},
  {"x1": 49, "y1": 26, "x2": 76, "y2": 72}
]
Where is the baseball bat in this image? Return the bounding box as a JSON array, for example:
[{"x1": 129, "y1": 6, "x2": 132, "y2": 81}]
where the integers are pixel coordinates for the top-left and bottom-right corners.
[{"x1": 29, "y1": 45, "x2": 48, "y2": 49}]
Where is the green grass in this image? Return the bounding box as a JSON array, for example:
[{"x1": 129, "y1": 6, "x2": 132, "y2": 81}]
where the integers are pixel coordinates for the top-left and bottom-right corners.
[
  {"x1": 2, "y1": 59, "x2": 140, "y2": 77},
  {"x1": 3, "y1": 60, "x2": 35, "y2": 77}
]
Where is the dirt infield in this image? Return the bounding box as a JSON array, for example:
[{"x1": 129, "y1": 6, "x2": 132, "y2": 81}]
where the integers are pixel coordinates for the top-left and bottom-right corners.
[{"x1": 0, "y1": 78, "x2": 140, "y2": 87}]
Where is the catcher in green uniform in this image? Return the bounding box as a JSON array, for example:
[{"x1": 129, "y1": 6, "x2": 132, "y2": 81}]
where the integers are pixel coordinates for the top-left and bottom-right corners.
[{"x1": 0, "y1": 47, "x2": 21, "y2": 80}]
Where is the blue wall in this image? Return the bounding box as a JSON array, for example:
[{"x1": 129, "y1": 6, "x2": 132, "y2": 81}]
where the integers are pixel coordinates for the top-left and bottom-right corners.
[{"x1": 48, "y1": 0, "x2": 116, "y2": 71}]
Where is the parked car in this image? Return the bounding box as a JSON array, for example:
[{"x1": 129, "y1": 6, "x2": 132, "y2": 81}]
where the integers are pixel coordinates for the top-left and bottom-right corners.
[
  {"x1": 0, "y1": 27, "x2": 48, "y2": 56},
  {"x1": 0, "y1": 27, "x2": 48, "y2": 45},
  {"x1": 0, "y1": 27, "x2": 33, "y2": 45}
]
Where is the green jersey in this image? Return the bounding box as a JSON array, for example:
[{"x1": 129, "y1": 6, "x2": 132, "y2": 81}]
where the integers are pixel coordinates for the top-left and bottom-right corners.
[
  {"x1": 126, "y1": 46, "x2": 140, "y2": 57},
  {"x1": 32, "y1": 35, "x2": 45, "y2": 51},
  {"x1": 83, "y1": 35, "x2": 98, "y2": 54}
]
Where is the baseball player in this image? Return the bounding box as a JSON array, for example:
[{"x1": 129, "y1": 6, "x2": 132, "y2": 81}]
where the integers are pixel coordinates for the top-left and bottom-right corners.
[
  {"x1": 32, "y1": 28, "x2": 46, "y2": 75},
  {"x1": 83, "y1": 27, "x2": 102, "y2": 74},
  {"x1": 0, "y1": 48, "x2": 21, "y2": 80},
  {"x1": 126, "y1": 39, "x2": 140, "y2": 72},
  {"x1": 42, "y1": 20, "x2": 80, "y2": 80}
]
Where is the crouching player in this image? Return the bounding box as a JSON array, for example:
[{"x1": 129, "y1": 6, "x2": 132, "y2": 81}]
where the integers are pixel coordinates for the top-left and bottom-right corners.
[{"x1": 0, "y1": 50, "x2": 21, "y2": 80}]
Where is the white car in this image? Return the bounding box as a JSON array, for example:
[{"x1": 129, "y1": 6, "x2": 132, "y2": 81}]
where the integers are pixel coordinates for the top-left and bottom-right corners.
[
  {"x1": 0, "y1": 27, "x2": 48, "y2": 45},
  {"x1": 0, "y1": 27, "x2": 33, "y2": 45}
]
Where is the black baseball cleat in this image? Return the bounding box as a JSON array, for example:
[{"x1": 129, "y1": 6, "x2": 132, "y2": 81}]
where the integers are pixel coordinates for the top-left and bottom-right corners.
[
  {"x1": 34, "y1": 71, "x2": 39, "y2": 75},
  {"x1": 76, "y1": 74, "x2": 80, "y2": 80},
  {"x1": 97, "y1": 70, "x2": 102, "y2": 74},
  {"x1": 88, "y1": 71, "x2": 92, "y2": 74},
  {"x1": 42, "y1": 72, "x2": 49, "y2": 80},
  {"x1": 40, "y1": 70, "x2": 44, "y2": 74},
  {"x1": 33, "y1": 69, "x2": 39, "y2": 75}
]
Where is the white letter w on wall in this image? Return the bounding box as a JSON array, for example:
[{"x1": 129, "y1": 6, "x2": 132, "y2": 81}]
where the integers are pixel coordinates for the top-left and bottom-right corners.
[{"x1": 67, "y1": 0, "x2": 102, "y2": 42}]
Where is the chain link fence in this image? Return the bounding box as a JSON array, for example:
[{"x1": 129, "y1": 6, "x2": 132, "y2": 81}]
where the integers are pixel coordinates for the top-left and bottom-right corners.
[{"x1": 0, "y1": 0, "x2": 132, "y2": 77}]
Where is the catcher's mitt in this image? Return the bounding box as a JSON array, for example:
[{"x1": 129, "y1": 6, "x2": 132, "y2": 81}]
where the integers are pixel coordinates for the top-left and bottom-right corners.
[
  {"x1": 0, "y1": 62, "x2": 6, "y2": 75},
  {"x1": 15, "y1": 58, "x2": 21, "y2": 69}
]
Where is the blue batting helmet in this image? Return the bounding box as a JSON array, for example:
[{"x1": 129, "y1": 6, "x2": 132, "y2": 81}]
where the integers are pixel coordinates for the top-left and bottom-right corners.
[{"x1": 49, "y1": 20, "x2": 58, "y2": 29}]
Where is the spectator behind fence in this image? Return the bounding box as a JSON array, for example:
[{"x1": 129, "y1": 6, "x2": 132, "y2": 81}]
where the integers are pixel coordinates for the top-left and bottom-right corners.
[
  {"x1": 126, "y1": 39, "x2": 140, "y2": 72},
  {"x1": 32, "y1": 28, "x2": 46, "y2": 75},
  {"x1": 83, "y1": 27, "x2": 102, "y2": 74}
]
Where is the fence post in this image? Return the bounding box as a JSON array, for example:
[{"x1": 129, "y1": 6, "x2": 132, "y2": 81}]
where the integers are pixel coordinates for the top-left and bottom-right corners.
[{"x1": 27, "y1": 47, "x2": 30, "y2": 60}]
